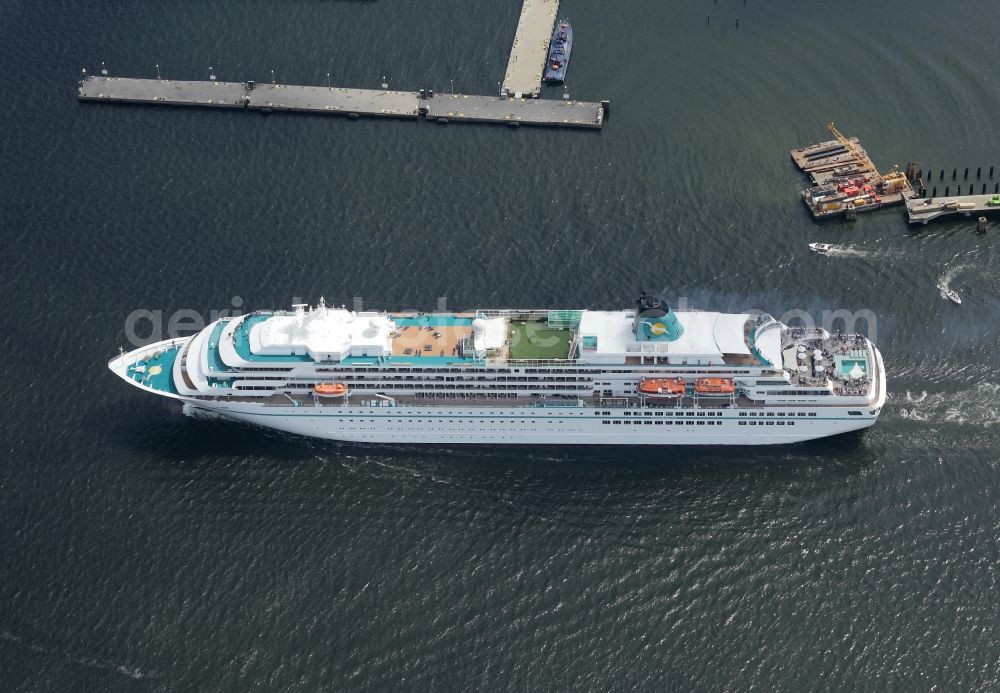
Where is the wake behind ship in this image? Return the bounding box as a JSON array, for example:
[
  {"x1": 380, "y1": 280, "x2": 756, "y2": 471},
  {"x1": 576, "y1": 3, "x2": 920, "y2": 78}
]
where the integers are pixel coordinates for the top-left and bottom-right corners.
[{"x1": 109, "y1": 294, "x2": 886, "y2": 445}]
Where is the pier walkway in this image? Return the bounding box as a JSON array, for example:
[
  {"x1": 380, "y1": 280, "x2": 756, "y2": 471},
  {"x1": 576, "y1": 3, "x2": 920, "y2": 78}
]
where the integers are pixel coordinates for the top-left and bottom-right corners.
[
  {"x1": 905, "y1": 193, "x2": 1000, "y2": 224},
  {"x1": 78, "y1": 77, "x2": 421, "y2": 119},
  {"x1": 423, "y1": 93, "x2": 600, "y2": 127},
  {"x1": 79, "y1": 76, "x2": 604, "y2": 129},
  {"x1": 501, "y1": 0, "x2": 560, "y2": 98}
]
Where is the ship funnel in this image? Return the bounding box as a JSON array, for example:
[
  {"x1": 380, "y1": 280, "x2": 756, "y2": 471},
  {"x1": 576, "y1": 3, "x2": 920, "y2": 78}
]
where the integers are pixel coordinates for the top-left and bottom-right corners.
[{"x1": 633, "y1": 292, "x2": 684, "y2": 342}]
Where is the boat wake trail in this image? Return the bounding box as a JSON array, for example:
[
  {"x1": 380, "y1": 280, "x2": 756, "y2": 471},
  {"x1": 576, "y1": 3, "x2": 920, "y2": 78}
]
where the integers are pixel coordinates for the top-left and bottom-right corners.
[
  {"x1": 820, "y1": 244, "x2": 905, "y2": 260},
  {"x1": 182, "y1": 403, "x2": 229, "y2": 422},
  {"x1": 825, "y1": 245, "x2": 871, "y2": 258},
  {"x1": 890, "y1": 383, "x2": 1000, "y2": 426},
  {"x1": 937, "y1": 263, "x2": 968, "y2": 292}
]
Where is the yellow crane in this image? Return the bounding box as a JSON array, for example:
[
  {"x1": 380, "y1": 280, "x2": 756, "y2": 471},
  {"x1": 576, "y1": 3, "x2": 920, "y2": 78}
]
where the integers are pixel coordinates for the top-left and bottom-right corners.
[
  {"x1": 826, "y1": 122, "x2": 910, "y2": 195},
  {"x1": 826, "y1": 122, "x2": 882, "y2": 185}
]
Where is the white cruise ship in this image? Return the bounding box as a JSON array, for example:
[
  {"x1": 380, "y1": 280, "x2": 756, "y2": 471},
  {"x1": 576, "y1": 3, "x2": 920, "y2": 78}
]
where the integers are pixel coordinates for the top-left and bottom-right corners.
[{"x1": 108, "y1": 294, "x2": 886, "y2": 445}]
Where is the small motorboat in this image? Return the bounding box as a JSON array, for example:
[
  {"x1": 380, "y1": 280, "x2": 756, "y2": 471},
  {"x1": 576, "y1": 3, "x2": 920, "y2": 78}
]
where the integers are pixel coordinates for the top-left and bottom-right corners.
[
  {"x1": 314, "y1": 383, "x2": 349, "y2": 397},
  {"x1": 809, "y1": 243, "x2": 834, "y2": 254},
  {"x1": 638, "y1": 378, "x2": 686, "y2": 397},
  {"x1": 694, "y1": 378, "x2": 736, "y2": 395},
  {"x1": 940, "y1": 287, "x2": 962, "y2": 305}
]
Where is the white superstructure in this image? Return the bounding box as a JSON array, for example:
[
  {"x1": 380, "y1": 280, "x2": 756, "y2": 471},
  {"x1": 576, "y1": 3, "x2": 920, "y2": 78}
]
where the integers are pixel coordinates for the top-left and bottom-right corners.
[{"x1": 108, "y1": 294, "x2": 886, "y2": 445}]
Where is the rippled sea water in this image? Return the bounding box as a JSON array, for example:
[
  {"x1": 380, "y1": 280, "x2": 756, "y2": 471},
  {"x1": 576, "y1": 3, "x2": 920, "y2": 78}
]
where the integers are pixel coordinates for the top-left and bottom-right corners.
[{"x1": 3, "y1": 0, "x2": 1000, "y2": 689}]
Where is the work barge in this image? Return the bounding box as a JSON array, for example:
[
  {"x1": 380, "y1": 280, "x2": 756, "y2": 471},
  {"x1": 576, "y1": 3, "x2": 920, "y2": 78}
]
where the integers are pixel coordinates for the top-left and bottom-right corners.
[
  {"x1": 78, "y1": 0, "x2": 609, "y2": 130},
  {"x1": 792, "y1": 123, "x2": 913, "y2": 219}
]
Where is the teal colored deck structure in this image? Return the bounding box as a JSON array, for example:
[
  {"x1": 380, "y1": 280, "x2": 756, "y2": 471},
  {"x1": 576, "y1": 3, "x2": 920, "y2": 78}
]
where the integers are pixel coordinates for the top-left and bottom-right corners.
[
  {"x1": 126, "y1": 346, "x2": 180, "y2": 394},
  {"x1": 232, "y1": 315, "x2": 312, "y2": 363},
  {"x1": 393, "y1": 315, "x2": 474, "y2": 327}
]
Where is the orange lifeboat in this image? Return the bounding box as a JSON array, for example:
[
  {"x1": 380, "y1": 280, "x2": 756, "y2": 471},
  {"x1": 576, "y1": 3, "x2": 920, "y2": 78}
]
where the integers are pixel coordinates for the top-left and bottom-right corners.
[
  {"x1": 314, "y1": 383, "x2": 349, "y2": 397},
  {"x1": 694, "y1": 378, "x2": 736, "y2": 395},
  {"x1": 639, "y1": 378, "x2": 686, "y2": 397}
]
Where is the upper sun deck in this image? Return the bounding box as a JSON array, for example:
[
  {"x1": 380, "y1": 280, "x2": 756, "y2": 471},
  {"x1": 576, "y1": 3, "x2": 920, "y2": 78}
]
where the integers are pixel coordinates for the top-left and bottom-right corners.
[
  {"x1": 781, "y1": 327, "x2": 876, "y2": 397},
  {"x1": 202, "y1": 300, "x2": 780, "y2": 371}
]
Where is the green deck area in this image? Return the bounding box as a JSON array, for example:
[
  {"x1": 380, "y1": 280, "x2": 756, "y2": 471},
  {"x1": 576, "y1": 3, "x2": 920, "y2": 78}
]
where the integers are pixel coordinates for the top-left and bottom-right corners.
[{"x1": 508, "y1": 322, "x2": 573, "y2": 360}]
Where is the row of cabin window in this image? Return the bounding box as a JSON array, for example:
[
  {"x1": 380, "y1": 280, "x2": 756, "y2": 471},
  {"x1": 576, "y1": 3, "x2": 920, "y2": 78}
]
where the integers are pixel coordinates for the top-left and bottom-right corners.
[
  {"x1": 603, "y1": 420, "x2": 724, "y2": 426},
  {"x1": 738, "y1": 411, "x2": 817, "y2": 417},
  {"x1": 738, "y1": 421, "x2": 795, "y2": 426}
]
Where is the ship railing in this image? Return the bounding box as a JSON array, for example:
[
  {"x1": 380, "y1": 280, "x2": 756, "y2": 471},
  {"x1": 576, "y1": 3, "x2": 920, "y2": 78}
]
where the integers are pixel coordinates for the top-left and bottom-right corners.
[
  {"x1": 476, "y1": 309, "x2": 551, "y2": 321},
  {"x1": 483, "y1": 357, "x2": 578, "y2": 367}
]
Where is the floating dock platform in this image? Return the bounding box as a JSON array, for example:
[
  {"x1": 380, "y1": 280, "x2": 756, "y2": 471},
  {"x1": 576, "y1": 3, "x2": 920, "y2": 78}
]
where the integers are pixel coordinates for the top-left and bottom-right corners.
[
  {"x1": 905, "y1": 193, "x2": 1000, "y2": 224},
  {"x1": 78, "y1": 76, "x2": 605, "y2": 130},
  {"x1": 502, "y1": 0, "x2": 560, "y2": 98},
  {"x1": 791, "y1": 128, "x2": 913, "y2": 219},
  {"x1": 792, "y1": 137, "x2": 873, "y2": 186}
]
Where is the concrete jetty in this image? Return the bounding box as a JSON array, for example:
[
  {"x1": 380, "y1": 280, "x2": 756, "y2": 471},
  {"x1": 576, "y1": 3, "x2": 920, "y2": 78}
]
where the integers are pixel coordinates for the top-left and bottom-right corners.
[
  {"x1": 423, "y1": 93, "x2": 601, "y2": 127},
  {"x1": 905, "y1": 193, "x2": 1000, "y2": 224},
  {"x1": 78, "y1": 76, "x2": 604, "y2": 129},
  {"x1": 502, "y1": 0, "x2": 560, "y2": 98},
  {"x1": 78, "y1": 77, "x2": 421, "y2": 119},
  {"x1": 78, "y1": 0, "x2": 609, "y2": 131}
]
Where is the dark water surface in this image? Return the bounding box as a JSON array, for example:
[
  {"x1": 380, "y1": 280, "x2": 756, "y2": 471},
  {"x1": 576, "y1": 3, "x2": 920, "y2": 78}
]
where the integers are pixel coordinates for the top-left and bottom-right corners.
[{"x1": 3, "y1": 0, "x2": 1000, "y2": 689}]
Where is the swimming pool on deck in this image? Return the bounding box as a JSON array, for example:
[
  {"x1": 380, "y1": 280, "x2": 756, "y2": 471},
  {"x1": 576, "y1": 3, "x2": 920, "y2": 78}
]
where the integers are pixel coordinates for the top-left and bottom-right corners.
[
  {"x1": 392, "y1": 315, "x2": 475, "y2": 327},
  {"x1": 835, "y1": 352, "x2": 869, "y2": 378}
]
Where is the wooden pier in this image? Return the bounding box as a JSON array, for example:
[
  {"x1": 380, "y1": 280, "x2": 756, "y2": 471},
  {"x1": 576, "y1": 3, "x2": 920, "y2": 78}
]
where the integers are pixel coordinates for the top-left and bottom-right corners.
[
  {"x1": 905, "y1": 193, "x2": 1000, "y2": 224},
  {"x1": 502, "y1": 0, "x2": 560, "y2": 98},
  {"x1": 78, "y1": 76, "x2": 604, "y2": 130}
]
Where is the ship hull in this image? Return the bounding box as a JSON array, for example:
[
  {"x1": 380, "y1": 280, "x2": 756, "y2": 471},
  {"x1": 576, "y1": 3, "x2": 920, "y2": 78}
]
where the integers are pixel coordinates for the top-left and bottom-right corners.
[
  {"x1": 184, "y1": 400, "x2": 879, "y2": 445},
  {"x1": 543, "y1": 21, "x2": 573, "y2": 83},
  {"x1": 109, "y1": 303, "x2": 887, "y2": 448}
]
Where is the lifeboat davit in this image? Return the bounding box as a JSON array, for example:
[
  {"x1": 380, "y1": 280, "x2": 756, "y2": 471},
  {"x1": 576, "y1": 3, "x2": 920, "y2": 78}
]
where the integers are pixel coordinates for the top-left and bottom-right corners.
[
  {"x1": 694, "y1": 378, "x2": 736, "y2": 395},
  {"x1": 638, "y1": 378, "x2": 686, "y2": 397},
  {"x1": 314, "y1": 383, "x2": 349, "y2": 397}
]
